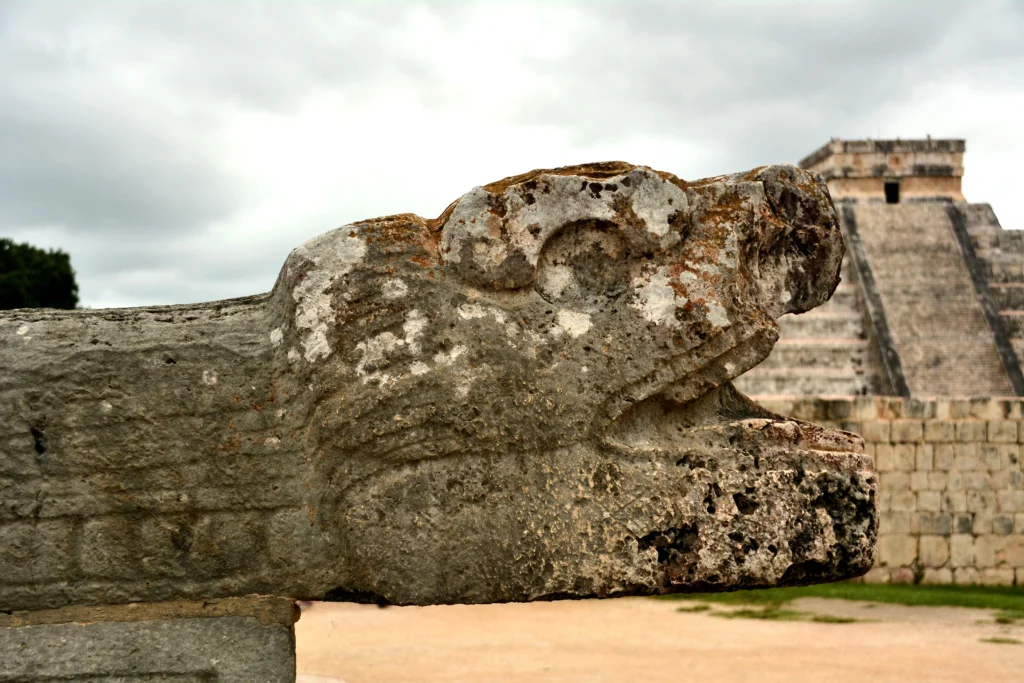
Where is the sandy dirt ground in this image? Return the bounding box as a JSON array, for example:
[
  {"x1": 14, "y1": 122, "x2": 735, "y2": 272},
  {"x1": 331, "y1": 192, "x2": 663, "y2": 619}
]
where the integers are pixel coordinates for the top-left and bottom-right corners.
[{"x1": 295, "y1": 596, "x2": 1024, "y2": 683}]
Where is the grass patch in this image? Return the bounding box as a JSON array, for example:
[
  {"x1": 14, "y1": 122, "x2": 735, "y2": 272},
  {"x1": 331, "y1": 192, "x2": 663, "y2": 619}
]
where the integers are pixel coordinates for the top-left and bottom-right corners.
[
  {"x1": 709, "y1": 606, "x2": 860, "y2": 623},
  {"x1": 675, "y1": 604, "x2": 711, "y2": 613},
  {"x1": 811, "y1": 614, "x2": 860, "y2": 624},
  {"x1": 981, "y1": 637, "x2": 1022, "y2": 645},
  {"x1": 657, "y1": 581, "x2": 1024, "y2": 611},
  {"x1": 994, "y1": 609, "x2": 1024, "y2": 624},
  {"x1": 713, "y1": 607, "x2": 806, "y2": 621}
]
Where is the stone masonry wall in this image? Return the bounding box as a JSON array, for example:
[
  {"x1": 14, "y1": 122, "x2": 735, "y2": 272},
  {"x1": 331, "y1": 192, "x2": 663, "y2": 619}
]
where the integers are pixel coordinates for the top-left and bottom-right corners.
[
  {"x1": 761, "y1": 395, "x2": 1024, "y2": 586},
  {"x1": 0, "y1": 595, "x2": 298, "y2": 681}
]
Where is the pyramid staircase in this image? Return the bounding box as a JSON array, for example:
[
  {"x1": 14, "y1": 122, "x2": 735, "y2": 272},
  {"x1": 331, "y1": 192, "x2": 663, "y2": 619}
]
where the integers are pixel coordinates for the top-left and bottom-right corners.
[
  {"x1": 734, "y1": 255, "x2": 870, "y2": 397},
  {"x1": 961, "y1": 203, "x2": 1024, "y2": 367}
]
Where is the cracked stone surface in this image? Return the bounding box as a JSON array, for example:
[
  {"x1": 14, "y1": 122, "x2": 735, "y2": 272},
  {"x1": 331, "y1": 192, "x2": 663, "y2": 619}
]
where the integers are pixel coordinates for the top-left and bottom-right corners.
[{"x1": 0, "y1": 161, "x2": 875, "y2": 611}]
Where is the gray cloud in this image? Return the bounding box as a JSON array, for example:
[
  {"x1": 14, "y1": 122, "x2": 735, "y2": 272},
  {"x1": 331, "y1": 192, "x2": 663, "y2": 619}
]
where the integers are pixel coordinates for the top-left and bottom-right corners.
[
  {"x1": 0, "y1": 0, "x2": 1021, "y2": 307},
  {"x1": 0, "y1": 11, "x2": 234, "y2": 232},
  {"x1": 0, "y1": 1, "x2": 450, "y2": 236},
  {"x1": 514, "y1": 0, "x2": 1024, "y2": 172}
]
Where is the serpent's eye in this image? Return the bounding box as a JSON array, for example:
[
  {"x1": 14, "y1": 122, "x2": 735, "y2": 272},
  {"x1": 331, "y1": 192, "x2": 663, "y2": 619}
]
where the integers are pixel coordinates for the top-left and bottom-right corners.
[{"x1": 535, "y1": 220, "x2": 632, "y2": 310}]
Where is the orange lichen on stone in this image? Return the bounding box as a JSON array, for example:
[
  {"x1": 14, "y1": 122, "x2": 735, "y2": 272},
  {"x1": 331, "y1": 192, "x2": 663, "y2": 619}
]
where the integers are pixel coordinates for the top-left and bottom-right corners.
[{"x1": 480, "y1": 161, "x2": 638, "y2": 194}]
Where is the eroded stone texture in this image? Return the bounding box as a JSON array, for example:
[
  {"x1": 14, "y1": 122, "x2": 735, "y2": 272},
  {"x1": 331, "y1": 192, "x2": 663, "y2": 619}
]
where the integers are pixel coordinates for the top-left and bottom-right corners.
[
  {"x1": 0, "y1": 162, "x2": 875, "y2": 610},
  {"x1": 0, "y1": 596, "x2": 297, "y2": 681}
]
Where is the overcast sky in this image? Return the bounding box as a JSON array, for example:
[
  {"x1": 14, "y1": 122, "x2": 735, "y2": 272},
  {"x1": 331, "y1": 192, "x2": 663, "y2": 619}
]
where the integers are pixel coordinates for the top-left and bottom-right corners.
[{"x1": 2, "y1": 0, "x2": 1022, "y2": 308}]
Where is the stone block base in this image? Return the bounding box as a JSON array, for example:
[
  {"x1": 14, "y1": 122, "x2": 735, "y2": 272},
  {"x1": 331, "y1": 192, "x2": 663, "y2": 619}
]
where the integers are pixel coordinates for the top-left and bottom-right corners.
[{"x1": 0, "y1": 596, "x2": 297, "y2": 682}]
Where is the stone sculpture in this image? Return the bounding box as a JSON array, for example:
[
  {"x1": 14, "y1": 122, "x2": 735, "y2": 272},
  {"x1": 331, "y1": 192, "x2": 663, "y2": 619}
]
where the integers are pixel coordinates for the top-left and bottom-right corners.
[{"x1": 0, "y1": 161, "x2": 876, "y2": 612}]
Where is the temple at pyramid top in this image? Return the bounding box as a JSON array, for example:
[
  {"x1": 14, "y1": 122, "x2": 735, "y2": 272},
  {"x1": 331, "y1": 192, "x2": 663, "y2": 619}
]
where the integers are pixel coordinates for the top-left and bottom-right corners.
[{"x1": 800, "y1": 137, "x2": 965, "y2": 204}]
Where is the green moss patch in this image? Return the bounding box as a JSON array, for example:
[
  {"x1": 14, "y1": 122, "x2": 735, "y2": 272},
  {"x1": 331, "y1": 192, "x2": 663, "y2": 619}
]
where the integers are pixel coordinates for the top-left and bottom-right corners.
[
  {"x1": 980, "y1": 637, "x2": 1021, "y2": 645},
  {"x1": 675, "y1": 604, "x2": 712, "y2": 613},
  {"x1": 658, "y1": 581, "x2": 1024, "y2": 611}
]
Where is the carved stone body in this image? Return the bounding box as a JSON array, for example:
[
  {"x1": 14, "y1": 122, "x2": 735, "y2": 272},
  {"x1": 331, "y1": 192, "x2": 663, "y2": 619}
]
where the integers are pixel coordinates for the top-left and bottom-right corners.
[{"x1": 0, "y1": 162, "x2": 875, "y2": 610}]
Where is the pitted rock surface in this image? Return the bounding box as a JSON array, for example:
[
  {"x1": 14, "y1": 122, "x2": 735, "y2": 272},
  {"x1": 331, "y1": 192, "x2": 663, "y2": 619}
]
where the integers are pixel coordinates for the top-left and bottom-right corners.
[{"x1": 0, "y1": 162, "x2": 875, "y2": 610}]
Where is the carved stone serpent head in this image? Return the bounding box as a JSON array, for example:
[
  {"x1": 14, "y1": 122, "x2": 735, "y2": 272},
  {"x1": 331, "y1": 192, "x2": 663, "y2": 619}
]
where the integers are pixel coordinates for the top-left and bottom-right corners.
[
  {"x1": 266, "y1": 161, "x2": 874, "y2": 603},
  {"x1": 0, "y1": 162, "x2": 874, "y2": 610}
]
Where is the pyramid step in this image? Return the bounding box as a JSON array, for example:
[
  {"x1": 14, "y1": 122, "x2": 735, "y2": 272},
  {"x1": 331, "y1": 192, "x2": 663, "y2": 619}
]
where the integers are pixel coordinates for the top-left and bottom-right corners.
[
  {"x1": 983, "y1": 260, "x2": 1024, "y2": 283},
  {"x1": 996, "y1": 231, "x2": 1024, "y2": 250},
  {"x1": 964, "y1": 222, "x2": 1002, "y2": 239},
  {"x1": 777, "y1": 312, "x2": 864, "y2": 339},
  {"x1": 989, "y1": 284, "x2": 1024, "y2": 310},
  {"x1": 757, "y1": 340, "x2": 868, "y2": 370},
  {"x1": 733, "y1": 368, "x2": 868, "y2": 397},
  {"x1": 977, "y1": 248, "x2": 1024, "y2": 263},
  {"x1": 1013, "y1": 339, "x2": 1024, "y2": 369},
  {"x1": 1000, "y1": 311, "x2": 1024, "y2": 337},
  {"x1": 960, "y1": 204, "x2": 1001, "y2": 228},
  {"x1": 817, "y1": 285, "x2": 859, "y2": 313},
  {"x1": 972, "y1": 235, "x2": 998, "y2": 250}
]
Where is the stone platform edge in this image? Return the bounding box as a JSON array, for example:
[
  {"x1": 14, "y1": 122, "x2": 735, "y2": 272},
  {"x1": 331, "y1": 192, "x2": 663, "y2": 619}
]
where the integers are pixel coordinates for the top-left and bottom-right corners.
[
  {"x1": 0, "y1": 593, "x2": 299, "y2": 629},
  {"x1": 756, "y1": 395, "x2": 1024, "y2": 424}
]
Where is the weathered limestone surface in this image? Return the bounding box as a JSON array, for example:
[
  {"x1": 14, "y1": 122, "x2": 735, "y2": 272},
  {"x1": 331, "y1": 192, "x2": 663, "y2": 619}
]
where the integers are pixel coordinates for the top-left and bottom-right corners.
[
  {"x1": 0, "y1": 596, "x2": 297, "y2": 681},
  {"x1": 762, "y1": 395, "x2": 1024, "y2": 586},
  {"x1": 0, "y1": 161, "x2": 876, "y2": 610}
]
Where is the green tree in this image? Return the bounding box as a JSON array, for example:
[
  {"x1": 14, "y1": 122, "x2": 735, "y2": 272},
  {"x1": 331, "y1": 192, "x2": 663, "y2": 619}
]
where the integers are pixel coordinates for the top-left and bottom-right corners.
[{"x1": 0, "y1": 238, "x2": 80, "y2": 310}]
